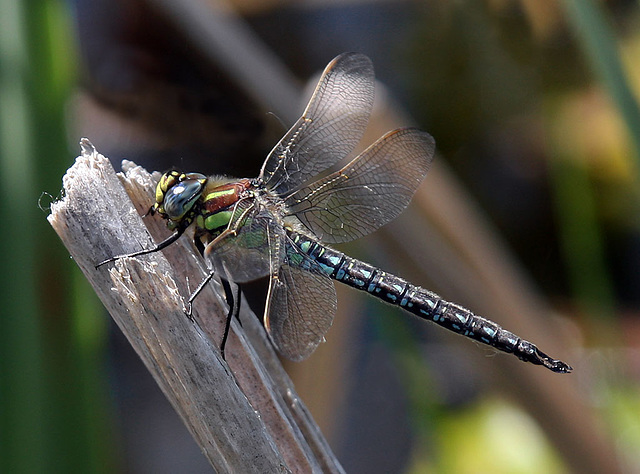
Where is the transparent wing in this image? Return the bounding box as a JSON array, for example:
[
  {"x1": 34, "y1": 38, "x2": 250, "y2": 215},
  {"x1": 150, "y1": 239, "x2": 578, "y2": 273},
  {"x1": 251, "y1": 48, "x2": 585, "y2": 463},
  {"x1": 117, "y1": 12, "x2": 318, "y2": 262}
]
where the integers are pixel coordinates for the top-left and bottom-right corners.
[
  {"x1": 264, "y1": 254, "x2": 337, "y2": 362},
  {"x1": 205, "y1": 200, "x2": 338, "y2": 360},
  {"x1": 284, "y1": 128, "x2": 435, "y2": 243},
  {"x1": 259, "y1": 53, "x2": 374, "y2": 196},
  {"x1": 204, "y1": 200, "x2": 285, "y2": 283}
]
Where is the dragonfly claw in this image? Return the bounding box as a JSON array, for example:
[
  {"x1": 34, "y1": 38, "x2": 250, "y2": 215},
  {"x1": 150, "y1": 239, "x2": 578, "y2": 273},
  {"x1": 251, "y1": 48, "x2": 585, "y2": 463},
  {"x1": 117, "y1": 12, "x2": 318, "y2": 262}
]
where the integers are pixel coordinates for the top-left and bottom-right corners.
[{"x1": 184, "y1": 302, "x2": 195, "y2": 322}]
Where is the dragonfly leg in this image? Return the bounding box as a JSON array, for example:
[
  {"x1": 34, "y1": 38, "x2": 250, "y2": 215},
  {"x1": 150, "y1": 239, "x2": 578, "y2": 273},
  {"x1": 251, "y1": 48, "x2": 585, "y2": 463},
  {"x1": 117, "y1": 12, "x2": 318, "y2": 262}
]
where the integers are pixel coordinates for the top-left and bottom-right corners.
[
  {"x1": 196, "y1": 228, "x2": 248, "y2": 359},
  {"x1": 186, "y1": 270, "x2": 216, "y2": 319},
  {"x1": 219, "y1": 278, "x2": 241, "y2": 360},
  {"x1": 95, "y1": 226, "x2": 186, "y2": 268}
]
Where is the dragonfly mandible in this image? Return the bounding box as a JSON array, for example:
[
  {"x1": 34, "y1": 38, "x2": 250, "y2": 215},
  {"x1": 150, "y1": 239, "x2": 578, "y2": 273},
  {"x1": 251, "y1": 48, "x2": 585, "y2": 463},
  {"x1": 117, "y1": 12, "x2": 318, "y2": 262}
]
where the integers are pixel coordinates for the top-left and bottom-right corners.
[{"x1": 97, "y1": 53, "x2": 572, "y2": 373}]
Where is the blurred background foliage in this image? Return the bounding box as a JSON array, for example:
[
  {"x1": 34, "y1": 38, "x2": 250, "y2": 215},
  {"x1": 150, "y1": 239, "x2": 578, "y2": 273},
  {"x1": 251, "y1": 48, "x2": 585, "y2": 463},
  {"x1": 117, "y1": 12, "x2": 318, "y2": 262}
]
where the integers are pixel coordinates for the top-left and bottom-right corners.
[{"x1": 2, "y1": 0, "x2": 640, "y2": 472}]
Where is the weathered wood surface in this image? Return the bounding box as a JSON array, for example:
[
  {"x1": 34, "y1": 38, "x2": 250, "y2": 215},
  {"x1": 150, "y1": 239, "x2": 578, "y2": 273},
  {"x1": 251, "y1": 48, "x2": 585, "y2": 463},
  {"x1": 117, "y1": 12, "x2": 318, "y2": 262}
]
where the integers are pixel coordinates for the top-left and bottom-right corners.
[{"x1": 48, "y1": 139, "x2": 343, "y2": 474}]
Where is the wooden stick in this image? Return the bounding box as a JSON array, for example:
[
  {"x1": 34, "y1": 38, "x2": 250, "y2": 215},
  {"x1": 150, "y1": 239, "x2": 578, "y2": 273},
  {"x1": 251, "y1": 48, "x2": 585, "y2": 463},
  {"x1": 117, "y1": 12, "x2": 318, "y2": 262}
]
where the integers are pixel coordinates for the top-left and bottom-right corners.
[{"x1": 48, "y1": 138, "x2": 343, "y2": 473}]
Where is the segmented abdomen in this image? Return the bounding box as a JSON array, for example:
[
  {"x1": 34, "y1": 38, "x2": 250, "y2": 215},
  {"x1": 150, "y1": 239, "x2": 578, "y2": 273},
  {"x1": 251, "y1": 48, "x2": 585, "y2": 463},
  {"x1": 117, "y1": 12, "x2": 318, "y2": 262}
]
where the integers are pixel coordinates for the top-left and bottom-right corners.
[{"x1": 288, "y1": 230, "x2": 571, "y2": 373}]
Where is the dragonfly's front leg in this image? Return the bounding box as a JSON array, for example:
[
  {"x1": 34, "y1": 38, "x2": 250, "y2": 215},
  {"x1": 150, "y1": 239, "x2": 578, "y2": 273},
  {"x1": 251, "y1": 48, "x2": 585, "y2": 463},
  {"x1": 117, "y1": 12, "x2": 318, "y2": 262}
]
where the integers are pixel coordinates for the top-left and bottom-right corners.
[{"x1": 95, "y1": 226, "x2": 186, "y2": 268}]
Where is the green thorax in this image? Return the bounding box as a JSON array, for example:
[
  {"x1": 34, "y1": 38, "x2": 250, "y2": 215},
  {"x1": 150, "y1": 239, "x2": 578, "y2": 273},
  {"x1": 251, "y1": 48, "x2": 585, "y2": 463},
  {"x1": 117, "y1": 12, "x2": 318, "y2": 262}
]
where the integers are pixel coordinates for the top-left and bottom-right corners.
[{"x1": 195, "y1": 178, "x2": 252, "y2": 234}]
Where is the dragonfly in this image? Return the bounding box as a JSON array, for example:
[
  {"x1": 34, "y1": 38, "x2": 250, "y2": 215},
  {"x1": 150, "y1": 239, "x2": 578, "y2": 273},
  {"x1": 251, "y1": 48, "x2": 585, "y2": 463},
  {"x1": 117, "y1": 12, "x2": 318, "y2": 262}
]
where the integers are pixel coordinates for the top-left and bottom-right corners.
[{"x1": 97, "y1": 53, "x2": 571, "y2": 373}]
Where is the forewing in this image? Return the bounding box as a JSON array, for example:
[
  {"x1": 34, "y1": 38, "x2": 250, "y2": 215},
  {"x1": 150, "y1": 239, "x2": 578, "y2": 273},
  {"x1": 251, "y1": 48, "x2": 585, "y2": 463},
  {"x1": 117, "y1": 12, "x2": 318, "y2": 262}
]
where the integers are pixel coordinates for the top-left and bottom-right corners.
[
  {"x1": 205, "y1": 200, "x2": 285, "y2": 283},
  {"x1": 284, "y1": 128, "x2": 435, "y2": 243},
  {"x1": 260, "y1": 53, "x2": 374, "y2": 196},
  {"x1": 264, "y1": 251, "x2": 337, "y2": 361}
]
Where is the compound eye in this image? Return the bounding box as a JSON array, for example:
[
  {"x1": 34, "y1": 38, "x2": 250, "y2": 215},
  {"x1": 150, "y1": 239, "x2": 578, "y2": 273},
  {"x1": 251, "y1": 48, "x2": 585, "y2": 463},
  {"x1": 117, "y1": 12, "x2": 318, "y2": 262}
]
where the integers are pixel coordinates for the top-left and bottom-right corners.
[
  {"x1": 156, "y1": 172, "x2": 179, "y2": 204},
  {"x1": 162, "y1": 179, "x2": 204, "y2": 220}
]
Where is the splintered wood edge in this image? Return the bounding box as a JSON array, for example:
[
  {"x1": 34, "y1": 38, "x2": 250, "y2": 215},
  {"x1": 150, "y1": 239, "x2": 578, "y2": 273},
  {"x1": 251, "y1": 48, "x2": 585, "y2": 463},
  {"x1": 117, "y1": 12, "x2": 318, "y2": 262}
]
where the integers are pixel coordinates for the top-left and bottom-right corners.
[{"x1": 48, "y1": 138, "x2": 343, "y2": 474}]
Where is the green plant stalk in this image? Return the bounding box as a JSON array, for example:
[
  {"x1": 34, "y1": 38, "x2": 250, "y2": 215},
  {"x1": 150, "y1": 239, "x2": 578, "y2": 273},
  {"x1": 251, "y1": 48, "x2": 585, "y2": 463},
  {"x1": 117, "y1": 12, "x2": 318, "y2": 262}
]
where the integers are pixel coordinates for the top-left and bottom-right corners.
[
  {"x1": 562, "y1": 0, "x2": 640, "y2": 171},
  {"x1": 29, "y1": 1, "x2": 118, "y2": 471},
  {"x1": 548, "y1": 151, "x2": 616, "y2": 320},
  {"x1": 0, "y1": 0, "x2": 116, "y2": 471},
  {"x1": 0, "y1": 0, "x2": 47, "y2": 471}
]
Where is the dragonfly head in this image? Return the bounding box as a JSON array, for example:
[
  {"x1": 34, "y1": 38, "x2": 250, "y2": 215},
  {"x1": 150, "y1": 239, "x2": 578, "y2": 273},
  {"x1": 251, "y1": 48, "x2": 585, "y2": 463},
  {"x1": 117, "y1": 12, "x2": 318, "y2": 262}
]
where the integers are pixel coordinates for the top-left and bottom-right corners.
[{"x1": 153, "y1": 171, "x2": 207, "y2": 230}]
